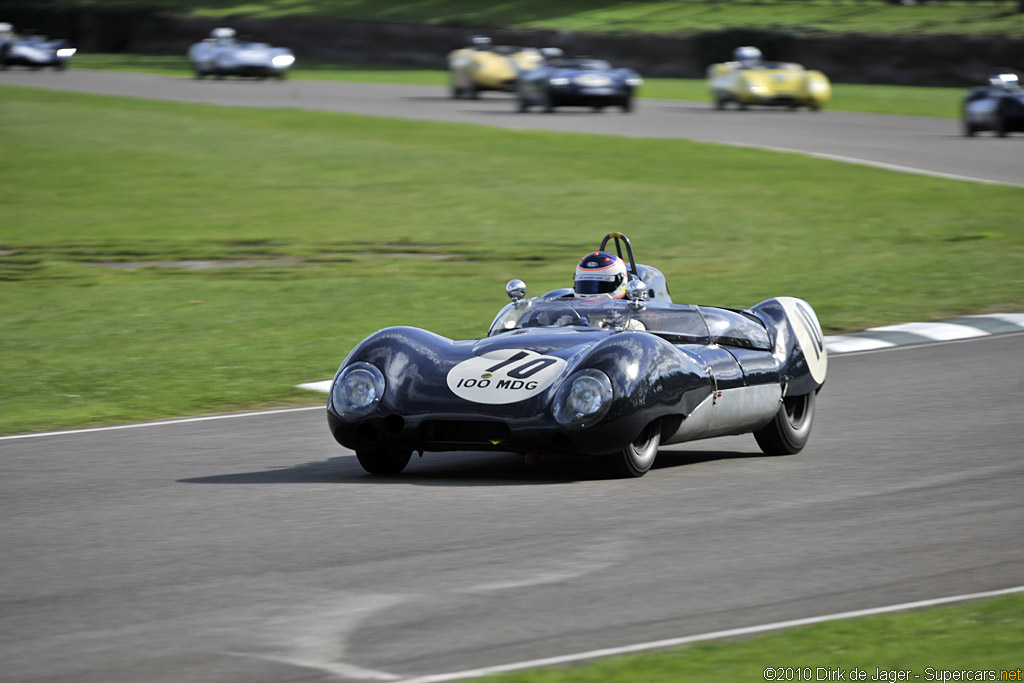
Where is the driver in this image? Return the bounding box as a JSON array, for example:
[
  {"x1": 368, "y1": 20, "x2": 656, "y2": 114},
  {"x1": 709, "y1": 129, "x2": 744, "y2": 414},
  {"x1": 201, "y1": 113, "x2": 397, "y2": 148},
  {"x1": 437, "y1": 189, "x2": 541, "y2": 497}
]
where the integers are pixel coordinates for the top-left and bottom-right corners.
[
  {"x1": 733, "y1": 46, "x2": 763, "y2": 69},
  {"x1": 573, "y1": 251, "x2": 627, "y2": 299}
]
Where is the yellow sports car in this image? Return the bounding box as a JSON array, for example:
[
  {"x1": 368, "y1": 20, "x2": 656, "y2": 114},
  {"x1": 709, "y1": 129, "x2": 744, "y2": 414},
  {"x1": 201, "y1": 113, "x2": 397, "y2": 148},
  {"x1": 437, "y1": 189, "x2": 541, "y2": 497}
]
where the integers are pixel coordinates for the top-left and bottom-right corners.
[
  {"x1": 447, "y1": 36, "x2": 548, "y2": 99},
  {"x1": 707, "y1": 46, "x2": 831, "y2": 111}
]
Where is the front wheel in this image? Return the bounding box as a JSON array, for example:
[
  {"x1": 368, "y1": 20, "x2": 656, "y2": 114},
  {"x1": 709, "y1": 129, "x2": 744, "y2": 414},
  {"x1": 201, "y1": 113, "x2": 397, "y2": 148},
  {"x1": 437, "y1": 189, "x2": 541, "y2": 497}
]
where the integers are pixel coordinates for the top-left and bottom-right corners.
[
  {"x1": 356, "y1": 449, "x2": 412, "y2": 475},
  {"x1": 754, "y1": 391, "x2": 816, "y2": 455},
  {"x1": 603, "y1": 421, "x2": 661, "y2": 478}
]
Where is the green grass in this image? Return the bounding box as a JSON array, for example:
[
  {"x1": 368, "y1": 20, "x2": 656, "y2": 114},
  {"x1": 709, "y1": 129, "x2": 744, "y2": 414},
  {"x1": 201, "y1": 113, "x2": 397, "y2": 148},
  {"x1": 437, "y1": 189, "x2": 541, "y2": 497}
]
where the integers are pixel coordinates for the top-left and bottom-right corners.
[
  {"x1": 29, "y1": 0, "x2": 1024, "y2": 37},
  {"x1": 471, "y1": 593, "x2": 1024, "y2": 683},
  {"x1": 1, "y1": 84, "x2": 1022, "y2": 435},
  {"x1": 73, "y1": 53, "x2": 965, "y2": 118}
]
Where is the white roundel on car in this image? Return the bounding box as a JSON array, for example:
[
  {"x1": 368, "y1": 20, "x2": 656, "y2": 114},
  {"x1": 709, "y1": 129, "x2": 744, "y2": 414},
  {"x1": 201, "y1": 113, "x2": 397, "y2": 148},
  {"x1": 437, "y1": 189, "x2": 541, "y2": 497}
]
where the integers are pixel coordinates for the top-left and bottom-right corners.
[
  {"x1": 447, "y1": 349, "x2": 567, "y2": 404},
  {"x1": 779, "y1": 297, "x2": 828, "y2": 384}
]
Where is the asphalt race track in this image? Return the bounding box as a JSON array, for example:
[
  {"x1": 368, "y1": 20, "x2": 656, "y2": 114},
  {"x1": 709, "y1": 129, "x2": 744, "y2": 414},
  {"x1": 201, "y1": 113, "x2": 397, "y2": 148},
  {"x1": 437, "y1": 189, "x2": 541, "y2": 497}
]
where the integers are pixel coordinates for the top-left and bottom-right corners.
[
  {"x1": 2, "y1": 333, "x2": 1023, "y2": 682},
  {"x1": 0, "y1": 69, "x2": 1022, "y2": 187},
  {"x1": 3, "y1": 68, "x2": 1023, "y2": 681}
]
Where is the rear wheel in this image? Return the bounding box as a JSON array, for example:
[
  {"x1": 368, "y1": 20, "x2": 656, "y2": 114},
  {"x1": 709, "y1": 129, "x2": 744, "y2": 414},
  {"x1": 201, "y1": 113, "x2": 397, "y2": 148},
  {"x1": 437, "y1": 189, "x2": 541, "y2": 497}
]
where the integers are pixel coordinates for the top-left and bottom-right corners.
[
  {"x1": 542, "y1": 90, "x2": 555, "y2": 113},
  {"x1": 754, "y1": 392, "x2": 816, "y2": 455},
  {"x1": 517, "y1": 91, "x2": 530, "y2": 112},
  {"x1": 603, "y1": 421, "x2": 661, "y2": 478},
  {"x1": 356, "y1": 449, "x2": 412, "y2": 475}
]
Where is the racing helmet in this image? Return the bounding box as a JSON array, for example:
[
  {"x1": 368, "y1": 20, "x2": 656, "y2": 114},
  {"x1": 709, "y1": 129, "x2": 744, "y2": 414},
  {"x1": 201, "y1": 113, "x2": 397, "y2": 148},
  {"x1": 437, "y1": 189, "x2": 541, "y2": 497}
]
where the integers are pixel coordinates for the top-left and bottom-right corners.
[
  {"x1": 574, "y1": 251, "x2": 628, "y2": 299},
  {"x1": 733, "y1": 46, "x2": 763, "y2": 65},
  {"x1": 989, "y1": 72, "x2": 1020, "y2": 90}
]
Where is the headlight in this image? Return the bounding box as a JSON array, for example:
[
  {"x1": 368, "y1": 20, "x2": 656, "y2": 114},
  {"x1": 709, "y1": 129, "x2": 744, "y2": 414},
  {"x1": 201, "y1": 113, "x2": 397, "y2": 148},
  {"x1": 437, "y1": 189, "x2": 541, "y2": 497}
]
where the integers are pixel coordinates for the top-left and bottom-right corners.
[
  {"x1": 553, "y1": 369, "x2": 613, "y2": 429},
  {"x1": 549, "y1": 77, "x2": 571, "y2": 86},
  {"x1": 56, "y1": 48, "x2": 76, "y2": 58},
  {"x1": 331, "y1": 362, "x2": 385, "y2": 419},
  {"x1": 749, "y1": 84, "x2": 770, "y2": 94},
  {"x1": 272, "y1": 54, "x2": 295, "y2": 68},
  {"x1": 625, "y1": 77, "x2": 643, "y2": 86}
]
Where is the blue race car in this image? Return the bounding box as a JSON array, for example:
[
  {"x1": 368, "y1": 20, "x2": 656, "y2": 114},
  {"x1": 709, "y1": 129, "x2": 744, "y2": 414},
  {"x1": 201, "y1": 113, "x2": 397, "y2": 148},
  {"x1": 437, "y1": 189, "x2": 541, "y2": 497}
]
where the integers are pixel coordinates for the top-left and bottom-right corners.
[
  {"x1": 327, "y1": 233, "x2": 827, "y2": 478},
  {"x1": 963, "y1": 71, "x2": 1024, "y2": 137},
  {"x1": 516, "y1": 57, "x2": 642, "y2": 113}
]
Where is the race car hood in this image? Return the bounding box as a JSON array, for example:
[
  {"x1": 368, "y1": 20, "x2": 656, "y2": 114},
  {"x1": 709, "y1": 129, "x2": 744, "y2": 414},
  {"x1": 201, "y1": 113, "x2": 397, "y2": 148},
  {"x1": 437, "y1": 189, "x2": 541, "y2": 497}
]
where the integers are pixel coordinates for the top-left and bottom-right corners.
[
  {"x1": 743, "y1": 69, "x2": 805, "y2": 93},
  {"x1": 333, "y1": 325, "x2": 709, "y2": 423},
  {"x1": 547, "y1": 67, "x2": 631, "y2": 86}
]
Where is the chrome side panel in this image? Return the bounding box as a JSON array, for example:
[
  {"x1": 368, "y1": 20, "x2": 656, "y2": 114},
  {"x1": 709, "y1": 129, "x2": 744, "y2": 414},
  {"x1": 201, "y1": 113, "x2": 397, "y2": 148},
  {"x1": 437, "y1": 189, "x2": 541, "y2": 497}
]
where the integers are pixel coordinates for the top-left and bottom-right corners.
[{"x1": 664, "y1": 384, "x2": 781, "y2": 444}]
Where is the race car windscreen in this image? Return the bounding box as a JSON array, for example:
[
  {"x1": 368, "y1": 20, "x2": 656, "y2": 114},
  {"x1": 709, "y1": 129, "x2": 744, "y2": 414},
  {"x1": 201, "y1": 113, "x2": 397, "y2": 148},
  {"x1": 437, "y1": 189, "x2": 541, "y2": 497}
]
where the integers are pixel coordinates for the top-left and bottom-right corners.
[{"x1": 489, "y1": 300, "x2": 711, "y2": 343}]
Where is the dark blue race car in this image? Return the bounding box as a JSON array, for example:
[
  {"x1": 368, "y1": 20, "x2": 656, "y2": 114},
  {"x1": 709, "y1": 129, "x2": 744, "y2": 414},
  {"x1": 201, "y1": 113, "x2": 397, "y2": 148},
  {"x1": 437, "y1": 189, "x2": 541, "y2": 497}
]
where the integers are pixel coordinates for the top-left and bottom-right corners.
[
  {"x1": 326, "y1": 233, "x2": 828, "y2": 478},
  {"x1": 516, "y1": 57, "x2": 643, "y2": 113},
  {"x1": 963, "y1": 71, "x2": 1024, "y2": 137}
]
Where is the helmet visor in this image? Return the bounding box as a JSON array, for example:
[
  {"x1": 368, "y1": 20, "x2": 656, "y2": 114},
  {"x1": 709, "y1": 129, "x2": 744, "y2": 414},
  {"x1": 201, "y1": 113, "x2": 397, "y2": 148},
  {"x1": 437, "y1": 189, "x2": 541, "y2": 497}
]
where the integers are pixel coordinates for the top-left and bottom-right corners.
[{"x1": 575, "y1": 274, "x2": 622, "y2": 295}]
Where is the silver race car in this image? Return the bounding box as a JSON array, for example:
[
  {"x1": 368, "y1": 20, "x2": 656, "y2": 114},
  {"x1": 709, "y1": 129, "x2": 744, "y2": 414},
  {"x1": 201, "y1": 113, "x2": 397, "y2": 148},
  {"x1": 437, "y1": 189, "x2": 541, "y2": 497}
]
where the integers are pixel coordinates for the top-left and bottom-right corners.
[
  {"x1": 187, "y1": 27, "x2": 295, "y2": 80},
  {"x1": 0, "y1": 23, "x2": 76, "y2": 71}
]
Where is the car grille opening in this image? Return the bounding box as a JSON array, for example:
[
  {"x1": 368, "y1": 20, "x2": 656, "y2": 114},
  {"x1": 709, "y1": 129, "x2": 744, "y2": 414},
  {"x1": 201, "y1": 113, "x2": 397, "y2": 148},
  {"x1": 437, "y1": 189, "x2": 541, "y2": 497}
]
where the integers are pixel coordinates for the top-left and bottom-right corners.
[{"x1": 419, "y1": 420, "x2": 511, "y2": 444}]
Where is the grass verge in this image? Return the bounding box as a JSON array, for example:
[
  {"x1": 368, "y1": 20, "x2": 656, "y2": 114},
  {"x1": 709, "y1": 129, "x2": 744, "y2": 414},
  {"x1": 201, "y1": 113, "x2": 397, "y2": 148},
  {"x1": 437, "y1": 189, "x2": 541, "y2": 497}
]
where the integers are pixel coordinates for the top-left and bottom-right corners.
[
  {"x1": 33, "y1": 0, "x2": 1024, "y2": 37},
  {"x1": 73, "y1": 53, "x2": 965, "y2": 118},
  {"x1": 470, "y1": 593, "x2": 1024, "y2": 683},
  {"x1": 1, "y1": 84, "x2": 1021, "y2": 434}
]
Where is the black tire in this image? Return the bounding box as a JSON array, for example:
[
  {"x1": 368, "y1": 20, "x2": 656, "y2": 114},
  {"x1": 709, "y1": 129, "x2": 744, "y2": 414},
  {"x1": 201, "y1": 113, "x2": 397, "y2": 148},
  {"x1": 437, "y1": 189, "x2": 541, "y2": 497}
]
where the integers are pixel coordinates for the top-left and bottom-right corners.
[
  {"x1": 466, "y1": 82, "x2": 479, "y2": 100},
  {"x1": 603, "y1": 421, "x2": 661, "y2": 478},
  {"x1": 0, "y1": 48, "x2": 8, "y2": 70},
  {"x1": 450, "y1": 80, "x2": 462, "y2": 99},
  {"x1": 620, "y1": 97, "x2": 632, "y2": 113},
  {"x1": 994, "y1": 111, "x2": 1007, "y2": 138},
  {"x1": 517, "y1": 91, "x2": 530, "y2": 112},
  {"x1": 962, "y1": 118, "x2": 976, "y2": 137},
  {"x1": 712, "y1": 91, "x2": 725, "y2": 110},
  {"x1": 356, "y1": 449, "x2": 412, "y2": 475},
  {"x1": 542, "y1": 90, "x2": 555, "y2": 113},
  {"x1": 754, "y1": 392, "x2": 816, "y2": 456}
]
